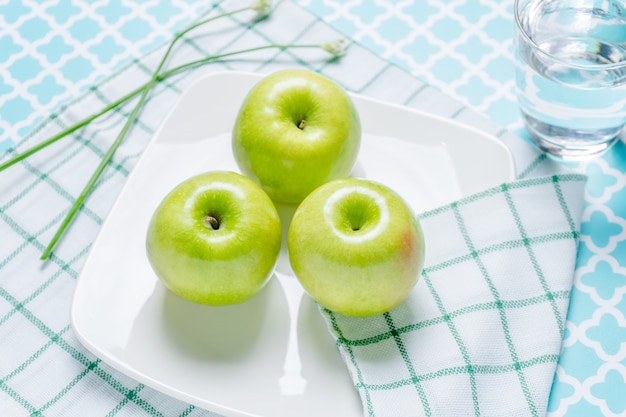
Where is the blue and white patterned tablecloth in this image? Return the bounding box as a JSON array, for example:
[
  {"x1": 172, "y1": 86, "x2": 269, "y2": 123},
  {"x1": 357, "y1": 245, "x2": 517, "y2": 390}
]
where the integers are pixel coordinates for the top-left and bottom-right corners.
[{"x1": 1, "y1": 1, "x2": 625, "y2": 416}]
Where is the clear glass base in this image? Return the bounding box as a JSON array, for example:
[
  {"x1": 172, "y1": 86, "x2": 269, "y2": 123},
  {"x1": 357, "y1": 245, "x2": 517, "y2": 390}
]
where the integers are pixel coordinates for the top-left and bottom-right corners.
[{"x1": 522, "y1": 113, "x2": 622, "y2": 161}]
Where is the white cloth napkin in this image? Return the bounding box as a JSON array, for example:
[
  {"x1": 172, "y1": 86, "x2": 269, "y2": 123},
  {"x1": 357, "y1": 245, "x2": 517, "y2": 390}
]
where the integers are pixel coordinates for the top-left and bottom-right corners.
[{"x1": 320, "y1": 174, "x2": 586, "y2": 417}]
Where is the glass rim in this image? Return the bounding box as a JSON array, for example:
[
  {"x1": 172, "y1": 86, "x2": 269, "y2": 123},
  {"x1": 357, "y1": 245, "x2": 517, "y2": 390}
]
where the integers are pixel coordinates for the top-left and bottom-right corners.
[{"x1": 513, "y1": 0, "x2": 626, "y2": 71}]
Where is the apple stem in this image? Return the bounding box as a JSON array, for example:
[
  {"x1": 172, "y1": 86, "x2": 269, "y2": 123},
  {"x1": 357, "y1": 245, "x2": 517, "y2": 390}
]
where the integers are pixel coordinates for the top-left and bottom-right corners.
[
  {"x1": 298, "y1": 119, "x2": 306, "y2": 129},
  {"x1": 204, "y1": 216, "x2": 220, "y2": 230}
]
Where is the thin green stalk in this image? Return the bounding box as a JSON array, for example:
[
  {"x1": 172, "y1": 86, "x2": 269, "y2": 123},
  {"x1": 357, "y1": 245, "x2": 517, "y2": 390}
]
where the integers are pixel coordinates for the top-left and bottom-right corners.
[
  {"x1": 39, "y1": 90, "x2": 150, "y2": 260},
  {"x1": 0, "y1": 7, "x2": 247, "y2": 174},
  {"x1": 0, "y1": 86, "x2": 144, "y2": 172},
  {"x1": 0, "y1": 43, "x2": 323, "y2": 174},
  {"x1": 158, "y1": 44, "x2": 321, "y2": 78},
  {"x1": 40, "y1": 6, "x2": 253, "y2": 259}
]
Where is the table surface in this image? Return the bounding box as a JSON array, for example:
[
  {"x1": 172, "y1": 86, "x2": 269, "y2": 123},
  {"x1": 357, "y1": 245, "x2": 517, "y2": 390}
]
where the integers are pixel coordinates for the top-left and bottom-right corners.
[{"x1": 1, "y1": 1, "x2": 625, "y2": 416}]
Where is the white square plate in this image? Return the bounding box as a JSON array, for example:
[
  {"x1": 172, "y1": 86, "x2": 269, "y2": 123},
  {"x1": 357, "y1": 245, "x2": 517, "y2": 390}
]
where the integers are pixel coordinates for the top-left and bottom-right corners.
[{"x1": 71, "y1": 71, "x2": 515, "y2": 417}]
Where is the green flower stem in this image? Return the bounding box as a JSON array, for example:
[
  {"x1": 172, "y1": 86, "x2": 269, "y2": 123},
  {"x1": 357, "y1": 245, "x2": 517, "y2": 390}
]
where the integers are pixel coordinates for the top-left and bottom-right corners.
[
  {"x1": 38, "y1": 7, "x2": 328, "y2": 259},
  {"x1": 0, "y1": 86, "x2": 144, "y2": 172},
  {"x1": 158, "y1": 44, "x2": 321, "y2": 78},
  {"x1": 39, "y1": 6, "x2": 252, "y2": 260},
  {"x1": 39, "y1": 92, "x2": 149, "y2": 260},
  {"x1": 0, "y1": 43, "x2": 321, "y2": 175},
  {"x1": 1, "y1": 7, "x2": 248, "y2": 174}
]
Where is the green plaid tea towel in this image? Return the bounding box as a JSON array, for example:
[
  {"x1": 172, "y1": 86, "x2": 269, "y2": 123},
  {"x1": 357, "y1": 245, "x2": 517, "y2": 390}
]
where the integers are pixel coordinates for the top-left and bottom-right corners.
[{"x1": 321, "y1": 174, "x2": 586, "y2": 417}]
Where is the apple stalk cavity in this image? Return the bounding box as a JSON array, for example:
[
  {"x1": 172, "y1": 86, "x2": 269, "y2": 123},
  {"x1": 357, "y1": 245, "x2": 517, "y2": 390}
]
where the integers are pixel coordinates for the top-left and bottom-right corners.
[
  {"x1": 288, "y1": 177, "x2": 425, "y2": 318},
  {"x1": 204, "y1": 215, "x2": 220, "y2": 230},
  {"x1": 146, "y1": 171, "x2": 282, "y2": 306}
]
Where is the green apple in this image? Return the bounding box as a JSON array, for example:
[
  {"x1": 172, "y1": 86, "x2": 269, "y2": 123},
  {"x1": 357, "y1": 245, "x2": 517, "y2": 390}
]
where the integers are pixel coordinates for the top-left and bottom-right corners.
[
  {"x1": 288, "y1": 177, "x2": 425, "y2": 317},
  {"x1": 232, "y1": 69, "x2": 361, "y2": 204},
  {"x1": 145, "y1": 171, "x2": 282, "y2": 305}
]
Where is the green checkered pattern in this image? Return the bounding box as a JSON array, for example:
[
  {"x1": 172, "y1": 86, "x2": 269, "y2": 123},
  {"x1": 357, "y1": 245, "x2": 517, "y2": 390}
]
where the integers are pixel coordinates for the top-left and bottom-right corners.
[
  {"x1": 0, "y1": 0, "x2": 583, "y2": 416},
  {"x1": 322, "y1": 174, "x2": 586, "y2": 417}
]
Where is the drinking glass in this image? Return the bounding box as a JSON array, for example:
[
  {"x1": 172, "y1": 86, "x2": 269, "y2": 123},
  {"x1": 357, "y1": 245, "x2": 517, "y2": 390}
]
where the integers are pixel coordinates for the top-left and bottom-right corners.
[{"x1": 514, "y1": 0, "x2": 626, "y2": 160}]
